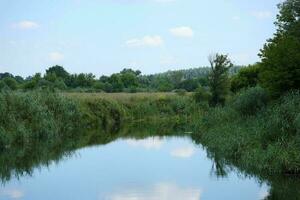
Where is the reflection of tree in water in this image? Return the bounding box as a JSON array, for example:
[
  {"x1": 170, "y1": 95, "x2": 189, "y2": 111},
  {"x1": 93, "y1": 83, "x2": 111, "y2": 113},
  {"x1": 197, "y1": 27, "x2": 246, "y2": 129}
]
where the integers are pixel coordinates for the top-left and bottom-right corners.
[
  {"x1": 201, "y1": 143, "x2": 300, "y2": 200},
  {"x1": 1, "y1": 118, "x2": 300, "y2": 200},
  {"x1": 210, "y1": 158, "x2": 229, "y2": 178},
  {"x1": 0, "y1": 118, "x2": 190, "y2": 184}
]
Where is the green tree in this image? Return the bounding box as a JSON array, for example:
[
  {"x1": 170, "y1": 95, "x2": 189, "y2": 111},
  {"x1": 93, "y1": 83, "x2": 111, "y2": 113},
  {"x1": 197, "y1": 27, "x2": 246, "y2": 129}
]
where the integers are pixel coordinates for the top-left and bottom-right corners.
[
  {"x1": 230, "y1": 64, "x2": 260, "y2": 93},
  {"x1": 109, "y1": 74, "x2": 124, "y2": 92},
  {"x1": 208, "y1": 54, "x2": 233, "y2": 106},
  {"x1": 46, "y1": 66, "x2": 69, "y2": 80},
  {"x1": 259, "y1": 0, "x2": 300, "y2": 97},
  {"x1": 23, "y1": 73, "x2": 42, "y2": 90},
  {"x1": 121, "y1": 71, "x2": 139, "y2": 88},
  {"x1": 2, "y1": 77, "x2": 18, "y2": 90}
]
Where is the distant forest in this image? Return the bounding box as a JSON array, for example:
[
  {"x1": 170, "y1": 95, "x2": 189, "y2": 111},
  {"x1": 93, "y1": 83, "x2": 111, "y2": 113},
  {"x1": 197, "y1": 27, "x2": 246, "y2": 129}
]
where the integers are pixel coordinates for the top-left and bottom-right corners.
[{"x1": 0, "y1": 65, "x2": 242, "y2": 93}]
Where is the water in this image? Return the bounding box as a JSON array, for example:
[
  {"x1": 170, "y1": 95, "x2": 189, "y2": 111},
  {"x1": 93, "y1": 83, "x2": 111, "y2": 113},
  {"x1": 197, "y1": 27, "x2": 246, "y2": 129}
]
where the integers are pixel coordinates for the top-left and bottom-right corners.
[{"x1": 0, "y1": 136, "x2": 269, "y2": 200}]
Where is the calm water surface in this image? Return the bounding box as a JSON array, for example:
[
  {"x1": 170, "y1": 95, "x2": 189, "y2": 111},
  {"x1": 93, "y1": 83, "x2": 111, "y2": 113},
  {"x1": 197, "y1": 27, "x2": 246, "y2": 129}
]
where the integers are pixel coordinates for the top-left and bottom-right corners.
[{"x1": 0, "y1": 136, "x2": 269, "y2": 200}]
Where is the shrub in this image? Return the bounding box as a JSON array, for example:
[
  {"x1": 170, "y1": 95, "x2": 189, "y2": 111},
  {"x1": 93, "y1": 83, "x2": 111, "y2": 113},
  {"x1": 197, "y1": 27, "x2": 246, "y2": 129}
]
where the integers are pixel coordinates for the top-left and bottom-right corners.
[
  {"x1": 2, "y1": 77, "x2": 18, "y2": 90},
  {"x1": 231, "y1": 87, "x2": 269, "y2": 116},
  {"x1": 193, "y1": 87, "x2": 211, "y2": 103}
]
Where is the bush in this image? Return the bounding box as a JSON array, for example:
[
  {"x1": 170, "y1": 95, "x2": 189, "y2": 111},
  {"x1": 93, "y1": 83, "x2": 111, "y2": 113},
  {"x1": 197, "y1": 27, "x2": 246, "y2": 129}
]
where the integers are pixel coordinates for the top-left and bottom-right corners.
[
  {"x1": 231, "y1": 87, "x2": 269, "y2": 116},
  {"x1": 193, "y1": 87, "x2": 211, "y2": 103},
  {"x1": 2, "y1": 77, "x2": 18, "y2": 90}
]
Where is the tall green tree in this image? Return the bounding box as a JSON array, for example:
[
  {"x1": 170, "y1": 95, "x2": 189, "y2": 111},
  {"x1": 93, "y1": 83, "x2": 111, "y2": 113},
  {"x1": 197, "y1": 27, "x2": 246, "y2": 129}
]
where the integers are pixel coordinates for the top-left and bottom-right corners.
[
  {"x1": 259, "y1": 0, "x2": 300, "y2": 96},
  {"x1": 46, "y1": 66, "x2": 69, "y2": 80},
  {"x1": 208, "y1": 54, "x2": 233, "y2": 106}
]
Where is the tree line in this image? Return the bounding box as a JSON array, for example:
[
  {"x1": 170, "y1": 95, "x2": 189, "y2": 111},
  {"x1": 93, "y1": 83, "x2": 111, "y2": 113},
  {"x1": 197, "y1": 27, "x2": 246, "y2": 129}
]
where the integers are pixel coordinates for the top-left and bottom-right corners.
[{"x1": 0, "y1": 65, "x2": 242, "y2": 93}]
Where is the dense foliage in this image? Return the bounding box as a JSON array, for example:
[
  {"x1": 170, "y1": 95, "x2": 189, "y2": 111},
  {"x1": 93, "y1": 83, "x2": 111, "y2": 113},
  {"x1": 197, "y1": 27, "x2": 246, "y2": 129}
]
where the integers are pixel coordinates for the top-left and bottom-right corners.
[
  {"x1": 192, "y1": 89, "x2": 300, "y2": 174},
  {"x1": 259, "y1": 0, "x2": 300, "y2": 97}
]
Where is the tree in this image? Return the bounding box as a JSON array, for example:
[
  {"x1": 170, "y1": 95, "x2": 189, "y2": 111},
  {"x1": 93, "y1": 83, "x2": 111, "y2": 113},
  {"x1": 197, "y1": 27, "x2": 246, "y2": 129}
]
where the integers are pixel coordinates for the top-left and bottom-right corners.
[
  {"x1": 46, "y1": 66, "x2": 69, "y2": 80},
  {"x1": 23, "y1": 73, "x2": 42, "y2": 90},
  {"x1": 208, "y1": 54, "x2": 233, "y2": 106},
  {"x1": 230, "y1": 64, "x2": 260, "y2": 93},
  {"x1": 259, "y1": 0, "x2": 300, "y2": 97},
  {"x1": 109, "y1": 74, "x2": 124, "y2": 92},
  {"x1": 2, "y1": 77, "x2": 18, "y2": 90},
  {"x1": 76, "y1": 73, "x2": 95, "y2": 88},
  {"x1": 120, "y1": 69, "x2": 139, "y2": 88}
]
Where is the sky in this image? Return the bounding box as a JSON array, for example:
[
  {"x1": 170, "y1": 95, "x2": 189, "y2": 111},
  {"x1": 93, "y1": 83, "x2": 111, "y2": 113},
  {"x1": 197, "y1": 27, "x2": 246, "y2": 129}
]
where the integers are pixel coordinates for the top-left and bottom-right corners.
[{"x1": 0, "y1": 0, "x2": 281, "y2": 77}]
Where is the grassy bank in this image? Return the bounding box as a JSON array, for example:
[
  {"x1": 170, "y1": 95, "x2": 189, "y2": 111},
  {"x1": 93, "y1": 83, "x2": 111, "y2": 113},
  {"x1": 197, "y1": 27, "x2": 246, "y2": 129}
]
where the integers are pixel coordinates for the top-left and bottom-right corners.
[
  {"x1": 0, "y1": 91, "x2": 198, "y2": 151},
  {"x1": 1, "y1": 89, "x2": 300, "y2": 176},
  {"x1": 191, "y1": 89, "x2": 300, "y2": 174}
]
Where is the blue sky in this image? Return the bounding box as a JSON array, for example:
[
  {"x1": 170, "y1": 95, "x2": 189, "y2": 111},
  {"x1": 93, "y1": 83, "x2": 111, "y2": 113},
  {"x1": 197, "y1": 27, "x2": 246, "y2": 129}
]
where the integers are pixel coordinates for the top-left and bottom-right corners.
[{"x1": 0, "y1": 0, "x2": 280, "y2": 77}]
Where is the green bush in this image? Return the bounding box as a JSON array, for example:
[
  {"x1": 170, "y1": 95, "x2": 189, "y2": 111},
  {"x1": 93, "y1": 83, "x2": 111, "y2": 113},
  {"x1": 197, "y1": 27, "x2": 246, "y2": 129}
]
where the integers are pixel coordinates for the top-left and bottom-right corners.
[
  {"x1": 231, "y1": 87, "x2": 269, "y2": 116},
  {"x1": 193, "y1": 87, "x2": 211, "y2": 103}
]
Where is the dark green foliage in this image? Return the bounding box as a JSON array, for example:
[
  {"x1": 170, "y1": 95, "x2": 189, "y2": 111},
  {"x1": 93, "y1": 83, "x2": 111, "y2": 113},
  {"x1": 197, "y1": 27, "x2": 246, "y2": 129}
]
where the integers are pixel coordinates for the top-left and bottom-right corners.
[
  {"x1": 259, "y1": 35, "x2": 300, "y2": 97},
  {"x1": 192, "y1": 90, "x2": 300, "y2": 174},
  {"x1": 208, "y1": 54, "x2": 233, "y2": 106},
  {"x1": 46, "y1": 65, "x2": 69, "y2": 80},
  {"x1": 2, "y1": 77, "x2": 18, "y2": 90},
  {"x1": 259, "y1": 0, "x2": 300, "y2": 97},
  {"x1": 78, "y1": 98, "x2": 126, "y2": 130},
  {"x1": 230, "y1": 64, "x2": 260, "y2": 93},
  {"x1": 231, "y1": 87, "x2": 269, "y2": 116},
  {"x1": 193, "y1": 86, "x2": 211, "y2": 103}
]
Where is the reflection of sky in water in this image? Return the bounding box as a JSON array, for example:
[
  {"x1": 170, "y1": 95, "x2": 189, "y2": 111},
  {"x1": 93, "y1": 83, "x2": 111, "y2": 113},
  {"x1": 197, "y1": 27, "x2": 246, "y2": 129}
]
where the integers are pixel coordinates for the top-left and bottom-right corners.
[
  {"x1": 0, "y1": 137, "x2": 269, "y2": 200},
  {"x1": 106, "y1": 182, "x2": 202, "y2": 200}
]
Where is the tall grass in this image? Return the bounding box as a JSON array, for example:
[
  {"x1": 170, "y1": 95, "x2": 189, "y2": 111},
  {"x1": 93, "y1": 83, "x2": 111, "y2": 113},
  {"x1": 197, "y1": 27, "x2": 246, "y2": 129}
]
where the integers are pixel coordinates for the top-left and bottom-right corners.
[
  {"x1": 192, "y1": 89, "x2": 300, "y2": 174},
  {"x1": 0, "y1": 91, "x2": 82, "y2": 150}
]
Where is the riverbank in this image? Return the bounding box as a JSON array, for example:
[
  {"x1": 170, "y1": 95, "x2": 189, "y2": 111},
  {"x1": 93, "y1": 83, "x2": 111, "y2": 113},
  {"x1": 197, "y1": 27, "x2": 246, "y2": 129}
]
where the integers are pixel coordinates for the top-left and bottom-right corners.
[
  {"x1": 0, "y1": 90, "x2": 299, "y2": 176},
  {"x1": 191, "y1": 90, "x2": 300, "y2": 174},
  {"x1": 0, "y1": 91, "x2": 198, "y2": 152}
]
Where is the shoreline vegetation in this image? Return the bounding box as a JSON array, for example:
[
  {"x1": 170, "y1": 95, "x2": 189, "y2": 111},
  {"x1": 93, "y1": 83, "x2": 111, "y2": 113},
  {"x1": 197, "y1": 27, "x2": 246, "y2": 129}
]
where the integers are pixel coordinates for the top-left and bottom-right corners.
[
  {"x1": 0, "y1": 0, "x2": 299, "y2": 198},
  {"x1": 0, "y1": 89, "x2": 299, "y2": 175}
]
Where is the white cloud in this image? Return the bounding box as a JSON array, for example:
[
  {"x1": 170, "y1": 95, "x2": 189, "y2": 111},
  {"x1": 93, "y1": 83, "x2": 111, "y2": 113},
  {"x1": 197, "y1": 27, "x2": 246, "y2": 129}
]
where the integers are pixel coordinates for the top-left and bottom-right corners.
[
  {"x1": 49, "y1": 52, "x2": 64, "y2": 62},
  {"x1": 106, "y1": 182, "x2": 202, "y2": 200},
  {"x1": 0, "y1": 188, "x2": 24, "y2": 199},
  {"x1": 170, "y1": 26, "x2": 194, "y2": 38},
  {"x1": 12, "y1": 20, "x2": 39, "y2": 30},
  {"x1": 126, "y1": 137, "x2": 163, "y2": 150},
  {"x1": 251, "y1": 11, "x2": 272, "y2": 19},
  {"x1": 170, "y1": 147, "x2": 195, "y2": 158},
  {"x1": 126, "y1": 35, "x2": 164, "y2": 47}
]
